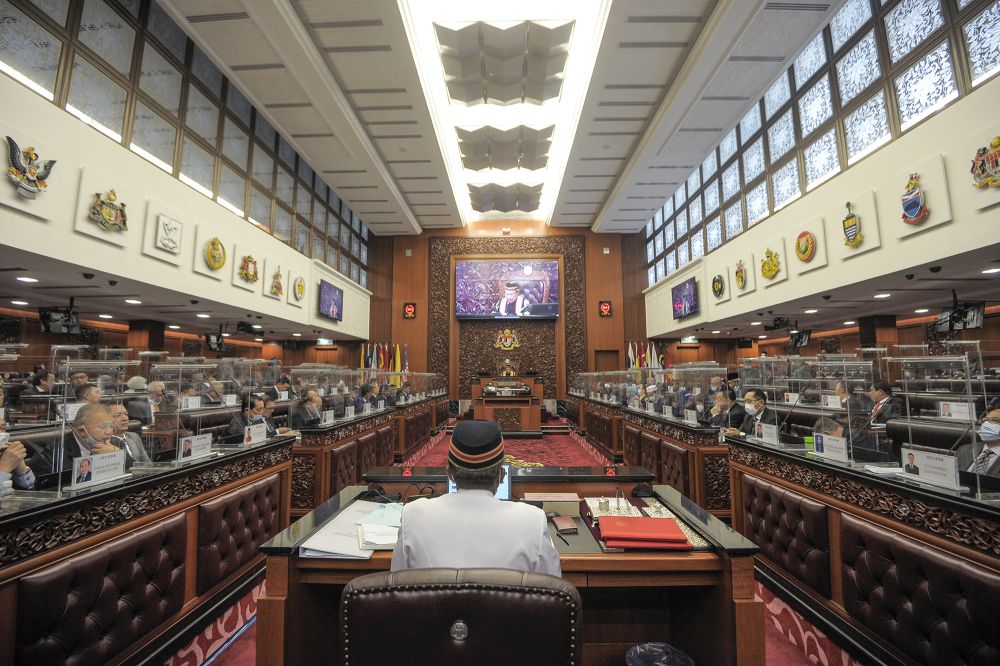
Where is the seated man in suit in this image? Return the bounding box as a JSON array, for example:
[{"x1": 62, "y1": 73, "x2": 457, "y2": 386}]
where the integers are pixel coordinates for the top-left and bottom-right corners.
[
  {"x1": 21, "y1": 371, "x2": 56, "y2": 397},
  {"x1": 289, "y1": 391, "x2": 323, "y2": 429},
  {"x1": 0, "y1": 438, "x2": 36, "y2": 489},
  {"x1": 353, "y1": 385, "x2": 370, "y2": 413},
  {"x1": 724, "y1": 389, "x2": 779, "y2": 438},
  {"x1": 391, "y1": 420, "x2": 560, "y2": 576},
  {"x1": 109, "y1": 403, "x2": 151, "y2": 464},
  {"x1": 225, "y1": 395, "x2": 266, "y2": 441},
  {"x1": 867, "y1": 380, "x2": 902, "y2": 425},
  {"x1": 262, "y1": 397, "x2": 294, "y2": 436},
  {"x1": 265, "y1": 376, "x2": 292, "y2": 401},
  {"x1": 202, "y1": 381, "x2": 226, "y2": 404},
  {"x1": 968, "y1": 407, "x2": 1000, "y2": 476},
  {"x1": 127, "y1": 381, "x2": 168, "y2": 425},
  {"x1": 710, "y1": 389, "x2": 746, "y2": 429},
  {"x1": 493, "y1": 281, "x2": 530, "y2": 317},
  {"x1": 75, "y1": 383, "x2": 102, "y2": 404},
  {"x1": 52, "y1": 403, "x2": 133, "y2": 474},
  {"x1": 65, "y1": 372, "x2": 89, "y2": 397}
]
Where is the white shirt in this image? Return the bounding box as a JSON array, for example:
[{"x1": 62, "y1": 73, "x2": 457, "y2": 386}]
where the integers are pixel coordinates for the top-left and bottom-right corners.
[
  {"x1": 969, "y1": 445, "x2": 1000, "y2": 474},
  {"x1": 391, "y1": 489, "x2": 561, "y2": 576},
  {"x1": 495, "y1": 295, "x2": 527, "y2": 316}
]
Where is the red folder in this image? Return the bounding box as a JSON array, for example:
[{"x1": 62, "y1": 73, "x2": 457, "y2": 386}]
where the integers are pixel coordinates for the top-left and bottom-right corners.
[
  {"x1": 598, "y1": 516, "x2": 688, "y2": 543},
  {"x1": 603, "y1": 538, "x2": 693, "y2": 551}
]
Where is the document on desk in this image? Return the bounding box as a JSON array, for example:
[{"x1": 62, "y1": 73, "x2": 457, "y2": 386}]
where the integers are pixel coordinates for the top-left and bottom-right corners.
[
  {"x1": 355, "y1": 502, "x2": 403, "y2": 528},
  {"x1": 299, "y1": 499, "x2": 386, "y2": 559},
  {"x1": 357, "y1": 524, "x2": 399, "y2": 550}
]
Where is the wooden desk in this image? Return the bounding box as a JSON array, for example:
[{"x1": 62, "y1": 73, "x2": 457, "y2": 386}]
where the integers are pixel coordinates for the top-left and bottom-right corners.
[
  {"x1": 473, "y1": 394, "x2": 542, "y2": 433},
  {"x1": 258, "y1": 483, "x2": 763, "y2": 666}
]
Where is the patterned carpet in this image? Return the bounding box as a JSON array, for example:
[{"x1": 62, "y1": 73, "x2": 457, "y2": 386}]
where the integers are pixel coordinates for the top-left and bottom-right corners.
[{"x1": 402, "y1": 432, "x2": 612, "y2": 468}]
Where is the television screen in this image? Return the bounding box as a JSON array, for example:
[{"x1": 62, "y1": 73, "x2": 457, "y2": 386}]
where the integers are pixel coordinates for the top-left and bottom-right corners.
[
  {"x1": 38, "y1": 308, "x2": 81, "y2": 334},
  {"x1": 205, "y1": 334, "x2": 226, "y2": 352},
  {"x1": 318, "y1": 280, "x2": 344, "y2": 321},
  {"x1": 936, "y1": 303, "x2": 985, "y2": 332},
  {"x1": 790, "y1": 330, "x2": 812, "y2": 348},
  {"x1": 455, "y1": 259, "x2": 560, "y2": 319},
  {"x1": 671, "y1": 277, "x2": 699, "y2": 319}
]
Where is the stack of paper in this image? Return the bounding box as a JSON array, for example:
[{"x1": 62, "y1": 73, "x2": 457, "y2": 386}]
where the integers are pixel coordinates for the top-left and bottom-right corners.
[
  {"x1": 300, "y1": 500, "x2": 386, "y2": 559},
  {"x1": 358, "y1": 524, "x2": 399, "y2": 550}
]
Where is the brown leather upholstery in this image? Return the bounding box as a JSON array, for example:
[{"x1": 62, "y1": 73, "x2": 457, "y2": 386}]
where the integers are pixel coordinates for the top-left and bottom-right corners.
[
  {"x1": 435, "y1": 399, "x2": 450, "y2": 429},
  {"x1": 331, "y1": 440, "x2": 358, "y2": 494},
  {"x1": 341, "y1": 568, "x2": 582, "y2": 665},
  {"x1": 16, "y1": 513, "x2": 187, "y2": 666},
  {"x1": 840, "y1": 513, "x2": 1000, "y2": 665},
  {"x1": 660, "y1": 439, "x2": 690, "y2": 497},
  {"x1": 196, "y1": 474, "x2": 281, "y2": 594},
  {"x1": 405, "y1": 411, "x2": 432, "y2": 450},
  {"x1": 565, "y1": 400, "x2": 580, "y2": 429},
  {"x1": 356, "y1": 432, "x2": 378, "y2": 480},
  {"x1": 639, "y1": 431, "x2": 662, "y2": 482},
  {"x1": 376, "y1": 425, "x2": 394, "y2": 466},
  {"x1": 741, "y1": 473, "x2": 830, "y2": 596},
  {"x1": 624, "y1": 425, "x2": 641, "y2": 467},
  {"x1": 586, "y1": 411, "x2": 611, "y2": 451}
]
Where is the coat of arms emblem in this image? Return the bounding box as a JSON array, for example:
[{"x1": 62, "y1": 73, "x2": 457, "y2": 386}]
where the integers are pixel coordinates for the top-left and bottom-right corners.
[
  {"x1": 155, "y1": 215, "x2": 181, "y2": 253},
  {"x1": 735, "y1": 260, "x2": 747, "y2": 290},
  {"x1": 711, "y1": 274, "x2": 725, "y2": 298},
  {"x1": 971, "y1": 136, "x2": 1000, "y2": 189},
  {"x1": 900, "y1": 173, "x2": 929, "y2": 225},
  {"x1": 239, "y1": 255, "x2": 260, "y2": 283},
  {"x1": 842, "y1": 202, "x2": 863, "y2": 249},
  {"x1": 204, "y1": 237, "x2": 226, "y2": 270},
  {"x1": 292, "y1": 276, "x2": 306, "y2": 301},
  {"x1": 794, "y1": 231, "x2": 816, "y2": 262},
  {"x1": 89, "y1": 189, "x2": 127, "y2": 231},
  {"x1": 5, "y1": 136, "x2": 55, "y2": 199},
  {"x1": 494, "y1": 328, "x2": 521, "y2": 350},
  {"x1": 269, "y1": 267, "x2": 284, "y2": 296},
  {"x1": 760, "y1": 248, "x2": 780, "y2": 279}
]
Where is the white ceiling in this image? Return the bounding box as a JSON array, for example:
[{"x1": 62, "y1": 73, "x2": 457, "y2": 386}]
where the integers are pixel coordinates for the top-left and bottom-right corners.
[{"x1": 160, "y1": 0, "x2": 842, "y2": 234}]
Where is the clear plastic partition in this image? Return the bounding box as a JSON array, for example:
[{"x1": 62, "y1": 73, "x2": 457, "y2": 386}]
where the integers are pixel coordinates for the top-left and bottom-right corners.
[
  {"x1": 143, "y1": 363, "x2": 223, "y2": 462},
  {"x1": 215, "y1": 357, "x2": 279, "y2": 395},
  {"x1": 568, "y1": 373, "x2": 588, "y2": 397},
  {"x1": 137, "y1": 350, "x2": 169, "y2": 380},
  {"x1": 856, "y1": 347, "x2": 890, "y2": 383},
  {"x1": 737, "y1": 357, "x2": 790, "y2": 403},
  {"x1": 807, "y1": 360, "x2": 881, "y2": 464},
  {"x1": 637, "y1": 366, "x2": 722, "y2": 422}
]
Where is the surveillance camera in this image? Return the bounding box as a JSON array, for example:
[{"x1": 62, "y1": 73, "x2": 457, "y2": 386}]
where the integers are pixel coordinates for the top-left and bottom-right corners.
[
  {"x1": 767, "y1": 310, "x2": 773, "y2": 315},
  {"x1": 256, "y1": 315, "x2": 263, "y2": 320},
  {"x1": 108, "y1": 280, "x2": 117, "y2": 286},
  {"x1": 905, "y1": 273, "x2": 914, "y2": 280},
  {"x1": 929, "y1": 266, "x2": 942, "y2": 273},
  {"x1": 190, "y1": 299, "x2": 199, "y2": 305},
  {"x1": 822, "y1": 294, "x2": 832, "y2": 300},
  {"x1": 82, "y1": 273, "x2": 94, "y2": 280}
]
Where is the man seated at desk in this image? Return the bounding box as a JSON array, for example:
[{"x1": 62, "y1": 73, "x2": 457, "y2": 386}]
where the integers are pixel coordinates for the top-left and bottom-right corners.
[
  {"x1": 109, "y1": 403, "x2": 151, "y2": 464},
  {"x1": 53, "y1": 403, "x2": 134, "y2": 472},
  {"x1": 391, "y1": 420, "x2": 560, "y2": 576},
  {"x1": 226, "y1": 396, "x2": 265, "y2": 441},
  {"x1": 725, "y1": 389, "x2": 779, "y2": 438},
  {"x1": 710, "y1": 389, "x2": 746, "y2": 429},
  {"x1": 202, "y1": 381, "x2": 226, "y2": 405},
  {"x1": 265, "y1": 376, "x2": 292, "y2": 401},
  {"x1": 867, "y1": 380, "x2": 902, "y2": 425},
  {"x1": 289, "y1": 391, "x2": 323, "y2": 429},
  {"x1": 127, "y1": 381, "x2": 168, "y2": 425},
  {"x1": 0, "y1": 438, "x2": 35, "y2": 489},
  {"x1": 262, "y1": 397, "x2": 294, "y2": 436},
  {"x1": 969, "y1": 407, "x2": 1000, "y2": 476},
  {"x1": 353, "y1": 385, "x2": 370, "y2": 413},
  {"x1": 494, "y1": 281, "x2": 530, "y2": 317}
]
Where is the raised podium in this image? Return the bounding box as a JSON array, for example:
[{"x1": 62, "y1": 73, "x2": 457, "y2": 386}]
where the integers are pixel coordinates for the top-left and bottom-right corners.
[{"x1": 471, "y1": 375, "x2": 543, "y2": 436}]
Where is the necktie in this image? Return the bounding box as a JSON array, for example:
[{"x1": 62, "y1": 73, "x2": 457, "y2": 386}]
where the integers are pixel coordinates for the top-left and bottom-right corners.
[{"x1": 974, "y1": 448, "x2": 995, "y2": 474}]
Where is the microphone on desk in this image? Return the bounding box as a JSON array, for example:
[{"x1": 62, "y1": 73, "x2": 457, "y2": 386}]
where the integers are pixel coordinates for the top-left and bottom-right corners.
[{"x1": 777, "y1": 378, "x2": 816, "y2": 436}]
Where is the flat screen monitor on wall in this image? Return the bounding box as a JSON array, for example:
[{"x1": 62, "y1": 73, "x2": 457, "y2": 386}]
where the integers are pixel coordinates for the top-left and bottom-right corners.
[
  {"x1": 454, "y1": 259, "x2": 560, "y2": 319},
  {"x1": 671, "y1": 277, "x2": 699, "y2": 320},
  {"x1": 319, "y1": 280, "x2": 344, "y2": 321}
]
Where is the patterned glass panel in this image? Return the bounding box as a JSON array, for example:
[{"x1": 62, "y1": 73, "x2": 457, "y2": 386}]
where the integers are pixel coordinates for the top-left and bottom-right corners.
[
  {"x1": 690, "y1": 229, "x2": 705, "y2": 259},
  {"x1": 147, "y1": 0, "x2": 186, "y2": 62},
  {"x1": 252, "y1": 143, "x2": 274, "y2": 188},
  {"x1": 222, "y1": 117, "x2": 249, "y2": 168},
  {"x1": 294, "y1": 220, "x2": 309, "y2": 255},
  {"x1": 139, "y1": 43, "x2": 182, "y2": 116},
  {"x1": 360, "y1": 269, "x2": 367, "y2": 289},
  {"x1": 351, "y1": 235, "x2": 360, "y2": 259},
  {"x1": 689, "y1": 195, "x2": 703, "y2": 227},
  {"x1": 351, "y1": 262, "x2": 360, "y2": 283},
  {"x1": 79, "y1": 0, "x2": 136, "y2": 77},
  {"x1": 706, "y1": 217, "x2": 722, "y2": 252},
  {"x1": 218, "y1": 164, "x2": 245, "y2": 216},
  {"x1": 185, "y1": 85, "x2": 219, "y2": 144},
  {"x1": 254, "y1": 115, "x2": 276, "y2": 149},
  {"x1": 674, "y1": 184, "x2": 686, "y2": 210},
  {"x1": 740, "y1": 104, "x2": 762, "y2": 140},
  {"x1": 768, "y1": 111, "x2": 795, "y2": 162},
  {"x1": 294, "y1": 185, "x2": 311, "y2": 220},
  {"x1": 339, "y1": 253, "x2": 349, "y2": 276},
  {"x1": 794, "y1": 32, "x2": 827, "y2": 88},
  {"x1": 885, "y1": 0, "x2": 944, "y2": 64},
  {"x1": 130, "y1": 101, "x2": 175, "y2": 170},
  {"x1": 278, "y1": 136, "x2": 296, "y2": 168},
  {"x1": 722, "y1": 161, "x2": 740, "y2": 201},
  {"x1": 274, "y1": 206, "x2": 292, "y2": 241},
  {"x1": 647, "y1": 241, "x2": 656, "y2": 263},
  {"x1": 844, "y1": 90, "x2": 891, "y2": 163},
  {"x1": 360, "y1": 240, "x2": 368, "y2": 265},
  {"x1": 720, "y1": 128, "x2": 738, "y2": 162},
  {"x1": 894, "y1": 40, "x2": 958, "y2": 129},
  {"x1": 0, "y1": 0, "x2": 63, "y2": 99},
  {"x1": 646, "y1": 219, "x2": 654, "y2": 237},
  {"x1": 327, "y1": 245, "x2": 338, "y2": 270},
  {"x1": 724, "y1": 201, "x2": 743, "y2": 239},
  {"x1": 677, "y1": 240, "x2": 689, "y2": 267},
  {"x1": 191, "y1": 46, "x2": 223, "y2": 98},
  {"x1": 656, "y1": 257, "x2": 666, "y2": 280},
  {"x1": 831, "y1": 0, "x2": 873, "y2": 52},
  {"x1": 772, "y1": 159, "x2": 801, "y2": 210},
  {"x1": 687, "y1": 169, "x2": 701, "y2": 195},
  {"x1": 663, "y1": 197, "x2": 674, "y2": 219},
  {"x1": 179, "y1": 136, "x2": 214, "y2": 196},
  {"x1": 654, "y1": 208, "x2": 663, "y2": 227},
  {"x1": 275, "y1": 166, "x2": 294, "y2": 204},
  {"x1": 675, "y1": 208, "x2": 688, "y2": 235},
  {"x1": 798, "y1": 74, "x2": 833, "y2": 138},
  {"x1": 764, "y1": 72, "x2": 791, "y2": 118},
  {"x1": 112, "y1": 0, "x2": 138, "y2": 18},
  {"x1": 654, "y1": 231, "x2": 664, "y2": 256},
  {"x1": 67, "y1": 55, "x2": 127, "y2": 139},
  {"x1": 249, "y1": 187, "x2": 272, "y2": 228},
  {"x1": 648, "y1": 266, "x2": 656, "y2": 287},
  {"x1": 665, "y1": 252, "x2": 676, "y2": 276},
  {"x1": 30, "y1": 0, "x2": 70, "y2": 25},
  {"x1": 836, "y1": 31, "x2": 880, "y2": 105},
  {"x1": 746, "y1": 181, "x2": 769, "y2": 225},
  {"x1": 704, "y1": 179, "x2": 720, "y2": 215},
  {"x1": 958, "y1": 0, "x2": 974, "y2": 8},
  {"x1": 663, "y1": 220, "x2": 675, "y2": 246},
  {"x1": 702, "y1": 150, "x2": 718, "y2": 179},
  {"x1": 804, "y1": 128, "x2": 841, "y2": 189},
  {"x1": 743, "y1": 138, "x2": 766, "y2": 183},
  {"x1": 340, "y1": 223, "x2": 351, "y2": 248},
  {"x1": 964, "y1": 2, "x2": 1000, "y2": 86},
  {"x1": 227, "y1": 85, "x2": 252, "y2": 126}
]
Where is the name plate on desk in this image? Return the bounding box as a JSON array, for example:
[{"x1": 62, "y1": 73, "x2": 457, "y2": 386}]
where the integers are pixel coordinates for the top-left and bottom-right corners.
[
  {"x1": 684, "y1": 409, "x2": 699, "y2": 425},
  {"x1": 180, "y1": 396, "x2": 202, "y2": 410},
  {"x1": 345, "y1": 405, "x2": 355, "y2": 418},
  {"x1": 60, "y1": 402, "x2": 85, "y2": 421},
  {"x1": 322, "y1": 409, "x2": 336, "y2": 424},
  {"x1": 377, "y1": 400, "x2": 385, "y2": 411},
  {"x1": 939, "y1": 401, "x2": 972, "y2": 421},
  {"x1": 317, "y1": 388, "x2": 326, "y2": 396},
  {"x1": 178, "y1": 433, "x2": 212, "y2": 461},
  {"x1": 645, "y1": 404, "x2": 655, "y2": 414},
  {"x1": 71, "y1": 450, "x2": 127, "y2": 489},
  {"x1": 784, "y1": 392, "x2": 799, "y2": 404},
  {"x1": 223, "y1": 394, "x2": 239, "y2": 406},
  {"x1": 244, "y1": 422, "x2": 268, "y2": 446},
  {"x1": 813, "y1": 434, "x2": 849, "y2": 462},
  {"x1": 278, "y1": 391, "x2": 289, "y2": 401},
  {"x1": 899, "y1": 445, "x2": 961, "y2": 489},
  {"x1": 821, "y1": 394, "x2": 841, "y2": 409},
  {"x1": 756, "y1": 422, "x2": 779, "y2": 445}
]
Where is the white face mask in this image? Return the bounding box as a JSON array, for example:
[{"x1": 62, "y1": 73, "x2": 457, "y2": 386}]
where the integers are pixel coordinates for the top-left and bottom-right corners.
[
  {"x1": 696, "y1": 404, "x2": 704, "y2": 413},
  {"x1": 745, "y1": 402, "x2": 759, "y2": 417},
  {"x1": 978, "y1": 422, "x2": 1000, "y2": 442}
]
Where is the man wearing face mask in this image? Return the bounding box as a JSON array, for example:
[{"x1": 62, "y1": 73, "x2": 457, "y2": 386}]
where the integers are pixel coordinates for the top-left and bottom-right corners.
[
  {"x1": 725, "y1": 389, "x2": 779, "y2": 438},
  {"x1": 59, "y1": 403, "x2": 133, "y2": 472},
  {"x1": 968, "y1": 408, "x2": 1000, "y2": 476},
  {"x1": 226, "y1": 396, "x2": 266, "y2": 440}
]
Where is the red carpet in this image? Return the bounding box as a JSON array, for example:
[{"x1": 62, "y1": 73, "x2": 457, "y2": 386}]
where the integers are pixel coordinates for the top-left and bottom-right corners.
[{"x1": 403, "y1": 432, "x2": 611, "y2": 468}]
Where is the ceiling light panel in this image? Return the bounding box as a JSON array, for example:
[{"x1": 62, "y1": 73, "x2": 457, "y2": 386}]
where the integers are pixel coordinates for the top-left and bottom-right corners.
[{"x1": 400, "y1": 0, "x2": 612, "y2": 223}]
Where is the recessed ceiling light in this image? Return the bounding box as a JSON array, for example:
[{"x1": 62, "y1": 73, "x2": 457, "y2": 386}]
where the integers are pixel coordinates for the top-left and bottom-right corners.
[
  {"x1": 789, "y1": 329, "x2": 799, "y2": 334},
  {"x1": 98, "y1": 314, "x2": 113, "y2": 319},
  {"x1": 252, "y1": 324, "x2": 263, "y2": 329},
  {"x1": 168, "y1": 325, "x2": 181, "y2": 330},
  {"x1": 16, "y1": 276, "x2": 37, "y2": 283},
  {"x1": 221, "y1": 332, "x2": 231, "y2": 337},
  {"x1": 292, "y1": 333, "x2": 302, "y2": 337},
  {"x1": 196, "y1": 313, "x2": 210, "y2": 318},
  {"x1": 254, "y1": 337, "x2": 263, "y2": 342},
  {"x1": 914, "y1": 308, "x2": 929, "y2": 314},
  {"x1": 750, "y1": 321, "x2": 762, "y2": 326},
  {"x1": 711, "y1": 330, "x2": 721, "y2": 334},
  {"x1": 124, "y1": 299, "x2": 142, "y2": 304},
  {"x1": 982, "y1": 268, "x2": 1000, "y2": 274},
  {"x1": 804, "y1": 308, "x2": 818, "y2": 314},
  {"x1": 874, "y1": 293, "x2": 891, "y2": 299},
  {"x1": 843, "y1": 320, "x2": 856, "y2": 325},
  {"x1": 758, "y1": 335, "x2": 767, "y2": 339},
  {"x1": 10, "y1": 300, "x2": 28, "y2": 306}
]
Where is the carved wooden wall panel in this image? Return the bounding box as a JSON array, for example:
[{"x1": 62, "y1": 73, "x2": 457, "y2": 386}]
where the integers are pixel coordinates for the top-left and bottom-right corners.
[{"x1": 458, "y1": 320, "x2": 556, "y2": 398}]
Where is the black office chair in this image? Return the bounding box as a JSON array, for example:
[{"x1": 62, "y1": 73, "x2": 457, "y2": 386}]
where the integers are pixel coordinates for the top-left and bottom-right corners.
[{"x1": 340, "y1": 568, "x2": 582, "y2": 665}]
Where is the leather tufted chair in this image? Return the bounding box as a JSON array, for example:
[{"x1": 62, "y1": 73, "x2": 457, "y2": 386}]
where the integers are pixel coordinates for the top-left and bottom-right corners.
[
  {"x1": 196, "y1": 474, "x2": 280, "y2": 594},
  {"x1": 356, "y1": 432, "x2": 378, "y2": 480},
  {"x1": 376, "y1": 425, "x2": 394, "y2": 466},
  {"x1": 340, "y1": 568, "x2": 582, "y2": 665},
  {"x1": 840, "y1": 513, "x2": 1000, "y2": 665},
  {"x1": 624, "y1": 425, "x2": 641, "y2": 467},
  {"x1": 639, "y1": 432, "x2": 662, "y2": 482},
  {"x1": 740, "y1": 473, "x2": 830, "y2": 596},
  {"x1": 17, "y1": 513, "x2": 187, "y2": 666},
  {"x1": 659, "y1": 439, "x2": 690, "y2": 497},
  {"x1": 331, "y1": 440, "x2": 358, "y2": 494}
]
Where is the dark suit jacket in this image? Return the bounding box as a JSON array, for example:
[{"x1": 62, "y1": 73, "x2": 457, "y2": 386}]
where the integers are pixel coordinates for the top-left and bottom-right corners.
[
  {"x1": 738, "y1": 407, "x2": 780, "y2": 436},
  {"x1": 871, "y1": 397, "x2": 903, "y2": 424},
  {"x1": 353, "y1": 396, "x2": 368, "y2": 412},
  {"x1": 226, "y1": 414, "x2": 252, "y2": 439},
  {"x1": 711, "y1": 404, "x2": 747, "y2": 429},
  {"x1": 289, "y1": 404, "x2": 321, "y2": 429}
]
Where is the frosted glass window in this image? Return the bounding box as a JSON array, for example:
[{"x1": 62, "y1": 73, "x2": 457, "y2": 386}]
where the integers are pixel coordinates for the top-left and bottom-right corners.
[
  {"x1": 677, "y1": 240, "x2": 689, "y2": 267},
  {"x1": 894, "y1": 40, "x2": 958, "y2": 130},
  {"x1": 252, "y1": 143, "x2": 274, "y2": 188},
  {"x1": 767, "y1": 111, "x2": 795, "y2": 162},
  {"x1": 316, "y1": 179, "x2": 329, "y2": 203},
  {"x1": 804, "y1": 128, "x2": 841, "y2": 189},
  {"x1": 295, "y1": 185, "x2": 311, "y2": 220},
  {"x1": 836, "y1": 31, "x2": 881, "y2": 106},
  {"x1": 310, "y1": 237, "x2": 322, "y2": 262},
  {"x1": 648, "y1": 266, "x2": 656, "y2": 287},
  {"x1": 654, "y1": 208, "x2": 663, "y2": 227},
  {"x1": 293, "y1": 221, "x2": 308, "y2": 255},
  {"x1": 227, "y1": 85, "x2": 252, "y2": 127},
  {"x1": 130, "y1": 102, "x2": 175, "y2": 170},
  {"x1": 255, "y1": 115, "x2": 276, "y2": 149},
  {"x1": 844, "y1": 91, "x2": 891, "y2": 163},
  {"x1": 340, "y1": 223, "x2": 351, "y2": 248},
  {"x1": 139, "y1": 43, "x2": 182, "y2": 116},
  {"x1": 706, "y1": 217, "x2": 722, "y2": 252},
  {"x1": 740, "y1": 104, "x2": 762, "y2": 140},
  {"x1": 298, "y1": 160, "x2": 314, "y2": 186},
  {"x1": 964, "y1": 2, "x2": 1000, "y2": 86},
  {"x1": 646, "y1": 219, "x2": 654, "y2": 237},
  {"x1": 191, "y1": 46, "x2": 223, "y2": 98},
  {"x1": 663, "y1": 220, "x2": 675, "y2": 246},
  {"x1": 278, "y1": 135, "x2": 296, "y2": 167},
  {"x1": 185, "y1": 85, "x2": 219, "y2": 144},
  {"x1": 794, "y1": 33, "x2": 827, "y2": 88},
  {"x1": 249, "y1": 188, "x2": 272, "y2": 228},
  {"x1": 722, "y1": 161, "x2": 741, "y2": 202},
  {"x1": 689, "y1": 195, "x2": 703, "y2": 227},
  {"x1": 831, "y1": 0, "x2": 872, "y2": 52},
  {"x1": 663, "y1": 197, "x2": 674, "y2": 219},
  {"x1": 67, "y1": 55, "x2": 127, "y2": 140},
  {"x1": 746, "y1": 182, "x2": 769, "y2": 226},
  {"x1": 719, "y1": 128, "x2": 738, "y2": 162},
  {"x1": 885, "y1": 0, "x2": 944, "y2": 64},
  {"x1": 675, "y1": 208, "x2": 688, "y2": 235},
  {"x1": 673, "y1": 185, "x2": 686, "y2": 210},
  {"x1": 690, "y1": 229, "x2": 705, "y2": 259},
  {"x1": 958, "y1": 0, "x2": 974, "y2": 8},
  {"x1": 218, "y1": 164, "x2": 246, "y2": 216},
  {"x1": 665, "y1": 252, "x2": 676, "y2": 275},
  {"x1": 743, "y1": 138, "x2": 766, "y2": 183},
  {"x1": 772, "y1": 159, "x2": 801, "y2": 210},
  {"x1": 656, "y1": 258, "x2": 666, "y2": 280},
  {"x1": 351, "y1": 235, "x2": 361, "y2": 259},
  {"x1": 340, "y1": 253, "x2": 349, "y2": 276},
  {"x1": 687, "y1": 169, "x2": 701, "y2": 195},
  {"x1": 764, "y1": 72, "x2": 791, "y2": 118},
  {"x1": 647, "y1": 241, "x2": 656, "y2": 263},
  {"x1": 30, "y1": 0, "x2": 69, "y2": 25},
  {"x1": 274, "y1": 206, "x2": 292, "y2": 241},
  {"x1": 275, "y1": 166, "x2": 294, "y2": 203},
  {"x1": 148, "y1": 1, "x2": 186, "y2": 62},
  {"x1": 654, "y1": 231, "x2": 664, "y2": 256},
  {"x1": 179, "y1": 136, "x2": 214, "y2": 196},
  {"x1": 798, "y1": 74, "x2": 833, "y2": 138},
  {"x1": 222, "y1": 117, "x2": 249, "y2": 168},
  {"x1": 0, "y1": 0, "x2": 64, "y2": 100},
  {"x1": 704, "y1": 179, "x2": 720, "y2": 215},
  {"x1": 360, "y1": 269, "x2": 367, "y2": 289},
  {"x1": 724, "y1": 201, "x2": 743, "y2": 239},
  {"x1": 327, "y1": 246, "x2": 338, "y2": 270},
  {"x1": 351, "y1": 262, "x2": 360, "y2": 283},
  {"x1": 702, "y1": 150, "x2": 718, "y2": 179},
  {"x1": 79, "y1": 0, "x2": 135, "y2": 77},
  {"x1": 352, "y1": 211, "x2": 362, "y2": 233},
  {"x1": 113, "y1": 0, "x2": 138, "y2": 18}
]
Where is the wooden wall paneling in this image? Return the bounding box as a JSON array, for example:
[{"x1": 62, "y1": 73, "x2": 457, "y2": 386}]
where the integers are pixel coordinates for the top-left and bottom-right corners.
[
  {"x1": 620, "y1": 231, "x2": 649, "y2": 343},
  {"x1": 366, "y1": 236, "x2": 394, "y2": 344},
  {"x1": 585, "y1": 235, "x2": 625, "y2": 371},
  {"x1": 391, "y1": 236, "x2": 429, "y2": 373}
]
